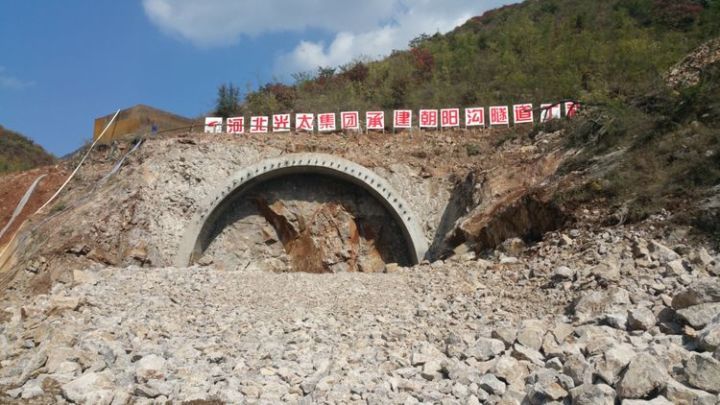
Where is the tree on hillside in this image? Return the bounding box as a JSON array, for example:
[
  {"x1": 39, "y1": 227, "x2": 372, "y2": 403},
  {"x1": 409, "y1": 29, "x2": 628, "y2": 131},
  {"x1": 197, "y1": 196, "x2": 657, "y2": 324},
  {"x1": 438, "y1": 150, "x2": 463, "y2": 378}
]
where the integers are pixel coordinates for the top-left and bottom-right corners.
[{"x1": 214, "y1": 83, "x2": 241, "y2": 118}]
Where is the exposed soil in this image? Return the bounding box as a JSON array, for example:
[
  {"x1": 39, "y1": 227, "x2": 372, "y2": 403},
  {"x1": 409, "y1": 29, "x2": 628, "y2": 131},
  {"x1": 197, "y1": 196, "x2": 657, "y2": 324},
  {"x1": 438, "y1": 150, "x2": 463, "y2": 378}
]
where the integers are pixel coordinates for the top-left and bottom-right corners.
[{"x1": 0, "y1": 165, "x2": 68, "y2": 247}]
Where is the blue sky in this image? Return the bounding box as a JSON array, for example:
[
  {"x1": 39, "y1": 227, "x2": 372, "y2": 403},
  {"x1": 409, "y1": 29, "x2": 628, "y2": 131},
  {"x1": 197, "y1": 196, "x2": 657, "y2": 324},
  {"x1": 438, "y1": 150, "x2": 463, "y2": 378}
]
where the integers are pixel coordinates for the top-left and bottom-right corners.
[{"x1": 0, "y1": 1, "x2": 514, "y2": 156}]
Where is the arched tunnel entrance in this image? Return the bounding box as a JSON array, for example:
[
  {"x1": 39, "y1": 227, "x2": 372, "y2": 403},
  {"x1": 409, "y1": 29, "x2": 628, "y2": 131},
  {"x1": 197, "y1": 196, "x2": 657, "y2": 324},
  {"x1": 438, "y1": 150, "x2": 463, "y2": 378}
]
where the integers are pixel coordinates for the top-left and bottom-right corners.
[{"x1": 175, "y1": 154, "x2": 429, "y2": 272}]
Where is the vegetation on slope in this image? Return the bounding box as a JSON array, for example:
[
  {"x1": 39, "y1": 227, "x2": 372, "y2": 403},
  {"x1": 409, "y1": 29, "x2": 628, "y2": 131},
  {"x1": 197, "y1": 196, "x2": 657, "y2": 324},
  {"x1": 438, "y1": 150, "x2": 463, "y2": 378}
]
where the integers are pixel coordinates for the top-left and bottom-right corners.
[
  {"x1": 557, "y1": 55, "x2": 720, "y2": 236},
  {"x1": 218, "y1": 0, "x2": 720, "y2": 117},
  {"x1": 0, "y1": 125, "x2": 55, "y2": 174}
]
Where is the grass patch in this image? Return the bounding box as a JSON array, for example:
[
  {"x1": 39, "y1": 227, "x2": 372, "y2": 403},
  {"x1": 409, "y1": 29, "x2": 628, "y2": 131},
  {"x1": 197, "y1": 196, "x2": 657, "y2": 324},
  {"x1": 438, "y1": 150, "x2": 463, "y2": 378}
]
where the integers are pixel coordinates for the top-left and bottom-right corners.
[
  {"x1": 465, "y1": 143, "x2": 482, "y2": 156},
  {"x1": 50, "y1": 202, "x2": 67, "y2": 214}
]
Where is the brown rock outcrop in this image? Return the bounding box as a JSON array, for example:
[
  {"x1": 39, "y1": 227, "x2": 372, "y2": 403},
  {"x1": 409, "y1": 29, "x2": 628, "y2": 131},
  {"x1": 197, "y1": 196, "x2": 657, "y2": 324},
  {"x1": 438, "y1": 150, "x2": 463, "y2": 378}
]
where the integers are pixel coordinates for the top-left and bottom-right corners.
[{"x1": 257, "y1": 199, "x2": 387, "y2": 273}]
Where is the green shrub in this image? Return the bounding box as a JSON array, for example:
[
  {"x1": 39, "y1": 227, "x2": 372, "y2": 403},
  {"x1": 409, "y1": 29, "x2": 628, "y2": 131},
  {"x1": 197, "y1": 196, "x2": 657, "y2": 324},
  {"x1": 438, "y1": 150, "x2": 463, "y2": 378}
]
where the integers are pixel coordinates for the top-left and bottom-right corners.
[{"x1": 465, "y1": 143, "x2": 482, "y2": 156}]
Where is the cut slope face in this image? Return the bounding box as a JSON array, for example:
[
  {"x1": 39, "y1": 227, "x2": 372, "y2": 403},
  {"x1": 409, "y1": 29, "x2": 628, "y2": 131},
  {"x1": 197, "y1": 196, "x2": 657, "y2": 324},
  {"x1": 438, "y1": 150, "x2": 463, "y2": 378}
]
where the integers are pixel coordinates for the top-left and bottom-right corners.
[{"x1": 0, "y1": 129, "x2": 572, "y2": 297}]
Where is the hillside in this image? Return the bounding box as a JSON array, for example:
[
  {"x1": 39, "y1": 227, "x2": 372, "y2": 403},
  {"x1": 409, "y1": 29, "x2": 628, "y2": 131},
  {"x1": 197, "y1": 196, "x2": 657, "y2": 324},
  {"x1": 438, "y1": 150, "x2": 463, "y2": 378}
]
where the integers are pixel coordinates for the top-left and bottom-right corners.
[
  {"x1": 231, "y1": 0, "x2": 720, "y2": 236},
  {"x1": 556, "y1": 40, "x2": 720, "y2": 236},
  {"x1": 238, "y1": 0, "x2": 720, "y2": 115},
  {"x1": 0, "y1": 125, "x2": 55, "y2": 174}
]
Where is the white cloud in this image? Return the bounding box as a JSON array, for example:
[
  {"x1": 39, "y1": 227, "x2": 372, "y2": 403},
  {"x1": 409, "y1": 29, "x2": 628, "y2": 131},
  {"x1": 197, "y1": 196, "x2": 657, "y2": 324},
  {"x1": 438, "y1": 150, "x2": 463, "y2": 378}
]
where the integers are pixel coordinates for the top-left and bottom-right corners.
[
  {"x1": 143, "y1": 0, "x2": 398, "y2": 45},
  {"x1": 0, "y1": 66, "x2": 35, "y2": 90},
  {"x1": 143, "y1": 0, "x2": 518, "y2": 74}
]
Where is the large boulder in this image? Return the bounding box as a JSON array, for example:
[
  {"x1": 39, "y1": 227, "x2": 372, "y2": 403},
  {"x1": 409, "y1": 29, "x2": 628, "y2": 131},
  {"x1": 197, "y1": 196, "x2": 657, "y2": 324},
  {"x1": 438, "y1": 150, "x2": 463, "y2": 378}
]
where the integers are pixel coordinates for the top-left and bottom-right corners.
[
  {"x1": 573, "y1": 287, "x2": 631, "y2": 322},
  {"x1": 468, "y1": 338, "x2": 506, "y2": 361},
  {"x1": 595, "y1": 343, "x2": 637, "y2": 385},
  {"x1": 648, "y1": 241, "x2": 680, "y2": 264},
  {"x1": 492, "y1": 355, "x2": 529, "y2": 389},
  {"x1": 570, "y1": 384, "x2": 616, "y2": 405},
  {"x1": 61, "y1": 372, "x2": 115, "y2": 404},
  {"x1": 627, "y1": 307, "x2": 656, "y2": 331},
  {"x1": 677, "y1": 303, "x2": 720, "y2": 329},
  {"x1": 684, "y1": 354, "x2": 720, "y2": 394},
  {"x1": 672, "y1": 279, "x2": 720, "y2": 310},
  {"x1": 616, "y1": 354, "x2": 669, "y2": 399},
  {"x1": 478, "y1": 374, "x2": 506, "y2": 396},
  {"x1": 697, "y1": 314, "x2": 720, "y2": 351},
  {"x1": 663, "y1": 378, "x2": 717, "y2": 405},
  {"x1": 516, "y1": 320, "x2": 546, "y2": 351},
  {"x1": 135, "y1": 354, "x2": 167, "y2": 383}
]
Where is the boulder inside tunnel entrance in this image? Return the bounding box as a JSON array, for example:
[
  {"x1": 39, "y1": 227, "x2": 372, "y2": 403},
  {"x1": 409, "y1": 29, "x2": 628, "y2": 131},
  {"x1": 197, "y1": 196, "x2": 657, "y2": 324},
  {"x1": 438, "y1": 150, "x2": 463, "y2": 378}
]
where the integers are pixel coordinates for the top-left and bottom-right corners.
[{"x1": 197, "y1": 174, "x2": 411, "y2": 273}]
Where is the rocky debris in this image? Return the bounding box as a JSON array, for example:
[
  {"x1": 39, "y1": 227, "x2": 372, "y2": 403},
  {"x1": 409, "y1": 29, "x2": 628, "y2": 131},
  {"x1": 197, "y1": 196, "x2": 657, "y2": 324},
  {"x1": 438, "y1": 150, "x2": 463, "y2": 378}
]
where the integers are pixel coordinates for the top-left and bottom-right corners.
[
  {"x1": 454, "y1": 191, "x2": 566, "y2": 254},
  {"x1": 2, "y1": 222, "x2": 720, "y2": 404},
  {"x1": 203, "y1": 175, "x2": 411, "y2": 273},
  {"x1": 666, "y1": 37, "x2": 720, "y2": 89},
  {"x1": 664, "y1": 378, "x2": 718, "y2": 405}
]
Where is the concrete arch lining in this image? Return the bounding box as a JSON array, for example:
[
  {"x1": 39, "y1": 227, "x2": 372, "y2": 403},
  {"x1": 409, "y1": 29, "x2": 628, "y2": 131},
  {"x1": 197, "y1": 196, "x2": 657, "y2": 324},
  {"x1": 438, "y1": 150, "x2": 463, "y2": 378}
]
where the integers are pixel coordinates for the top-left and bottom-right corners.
[{"x1": 175, "y1": 153, "x2": 429, "y2": 267}]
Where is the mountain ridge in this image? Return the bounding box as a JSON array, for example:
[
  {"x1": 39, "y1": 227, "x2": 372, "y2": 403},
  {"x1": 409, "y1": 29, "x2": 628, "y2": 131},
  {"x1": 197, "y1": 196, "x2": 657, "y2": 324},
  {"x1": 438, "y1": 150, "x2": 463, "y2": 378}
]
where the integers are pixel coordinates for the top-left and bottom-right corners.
[
  {"x1": 233, "y1": 0, "x2": 720, "y2": 117},
  {"x1": 0, "y1": 125, "x2": 55, "y2": 175}
]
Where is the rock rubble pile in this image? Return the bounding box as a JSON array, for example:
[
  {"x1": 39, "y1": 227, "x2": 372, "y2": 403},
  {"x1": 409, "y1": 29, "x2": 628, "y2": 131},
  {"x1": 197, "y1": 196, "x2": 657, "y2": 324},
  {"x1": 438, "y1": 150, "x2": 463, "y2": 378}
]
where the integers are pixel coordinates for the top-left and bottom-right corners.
[{"x1": 1, "y1": 218, "x2": 719, "y2": 404}]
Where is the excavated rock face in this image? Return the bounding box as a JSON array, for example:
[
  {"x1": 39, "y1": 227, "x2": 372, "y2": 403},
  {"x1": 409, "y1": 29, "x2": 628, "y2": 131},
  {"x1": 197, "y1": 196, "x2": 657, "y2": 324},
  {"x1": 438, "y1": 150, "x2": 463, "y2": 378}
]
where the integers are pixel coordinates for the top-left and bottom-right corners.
[
  {"x1": 454, "y1": 191, "x2": 566, "y2": 253},
  {"x1": 1, "y1": 130, "x2": 573, "y2": 294},
  {"x1": 199, "y1": 174, "x2": 411, "y2": 273},
  {"x1": 442, "y1": 149, "x2": 568, "y2": 255}
]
